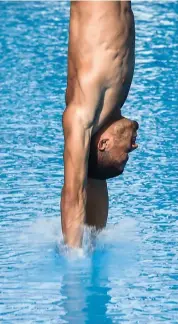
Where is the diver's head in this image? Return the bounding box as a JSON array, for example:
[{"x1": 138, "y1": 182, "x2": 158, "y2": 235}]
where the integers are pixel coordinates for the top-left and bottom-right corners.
[{"x1": 88, "y1": 117, "x2": 139, "y2": 180}]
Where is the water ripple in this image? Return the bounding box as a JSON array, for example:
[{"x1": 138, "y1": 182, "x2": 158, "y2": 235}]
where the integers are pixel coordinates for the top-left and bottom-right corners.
[{"x1": 0, "y1": 1, "x2": 177, "y2": 323}]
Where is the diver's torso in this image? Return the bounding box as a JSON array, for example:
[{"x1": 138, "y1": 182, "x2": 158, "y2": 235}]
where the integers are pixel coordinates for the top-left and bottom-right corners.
[{"x1": 66, "y1": 1, "x2": 135, "y2": 131}]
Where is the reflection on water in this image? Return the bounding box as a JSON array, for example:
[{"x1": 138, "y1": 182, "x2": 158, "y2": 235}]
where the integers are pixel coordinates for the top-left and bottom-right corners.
[
  {"x1": 7, "y1": 218, "x2": 138, "y2": 323},
  {"x1": 0, "y1": 1, "x2": 177, "y2": 323}
]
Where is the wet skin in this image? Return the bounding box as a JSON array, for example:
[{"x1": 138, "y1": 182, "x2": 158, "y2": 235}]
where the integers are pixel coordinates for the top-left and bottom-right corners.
[{"x1": 61, "y1": 1, "x2": 137, "y2": 247}]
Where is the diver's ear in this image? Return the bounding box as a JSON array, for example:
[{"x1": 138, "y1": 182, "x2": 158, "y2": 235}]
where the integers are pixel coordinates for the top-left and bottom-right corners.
[{"x1": 98, "y1": 138, "x2": 110, "y2": 151}]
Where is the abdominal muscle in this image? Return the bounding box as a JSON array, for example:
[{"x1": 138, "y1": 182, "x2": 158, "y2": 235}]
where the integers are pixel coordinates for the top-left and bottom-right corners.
[{"x1": 67, "y1": 1, "x2": 135, "y2": 132}]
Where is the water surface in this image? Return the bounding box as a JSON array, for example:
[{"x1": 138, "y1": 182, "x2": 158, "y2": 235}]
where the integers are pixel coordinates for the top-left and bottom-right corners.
[{"x1": 0, "y1": 1, "x2": 177, "y2": 323}]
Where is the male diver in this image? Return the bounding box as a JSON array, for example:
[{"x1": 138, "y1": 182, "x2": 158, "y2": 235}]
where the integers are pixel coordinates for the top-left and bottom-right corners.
[{"x1": 61, "y1": 1, "x2": 139, "y2": 247}]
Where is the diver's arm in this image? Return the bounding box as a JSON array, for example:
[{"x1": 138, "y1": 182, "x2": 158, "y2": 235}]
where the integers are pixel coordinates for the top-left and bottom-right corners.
[
  {"x1": 61, "y1": 105, "x2": 95, "y2": 247},
  {"x1": 86, "y1": 178, "x2": 108, "y2": 229}
]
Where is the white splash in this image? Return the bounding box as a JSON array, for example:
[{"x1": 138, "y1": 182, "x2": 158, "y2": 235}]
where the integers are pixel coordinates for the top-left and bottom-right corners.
[{"x1": 19, "y1": 216, "x2": 140, "y2": 261}]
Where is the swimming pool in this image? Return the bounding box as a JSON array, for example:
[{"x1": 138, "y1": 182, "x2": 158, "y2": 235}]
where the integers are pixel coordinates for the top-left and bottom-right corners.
[{"x1": 0, "y1": 1, "x2": 177, "y2": 323}]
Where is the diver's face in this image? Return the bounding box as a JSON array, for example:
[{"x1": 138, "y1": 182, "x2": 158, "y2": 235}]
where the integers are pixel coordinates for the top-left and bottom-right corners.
[{"x1": 108, "y1": 118, "x2": 139, "y2": 173}]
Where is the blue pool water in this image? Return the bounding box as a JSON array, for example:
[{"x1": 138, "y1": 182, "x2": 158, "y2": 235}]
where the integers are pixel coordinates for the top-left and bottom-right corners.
[{"x1": 0, "y1": 1, "x2": 177, "y2": 323}]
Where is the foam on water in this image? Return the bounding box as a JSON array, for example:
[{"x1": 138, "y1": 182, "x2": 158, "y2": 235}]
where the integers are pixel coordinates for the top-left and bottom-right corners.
[{"x1": 19, "y1": 216, "x2": 139, "y2": 260}]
